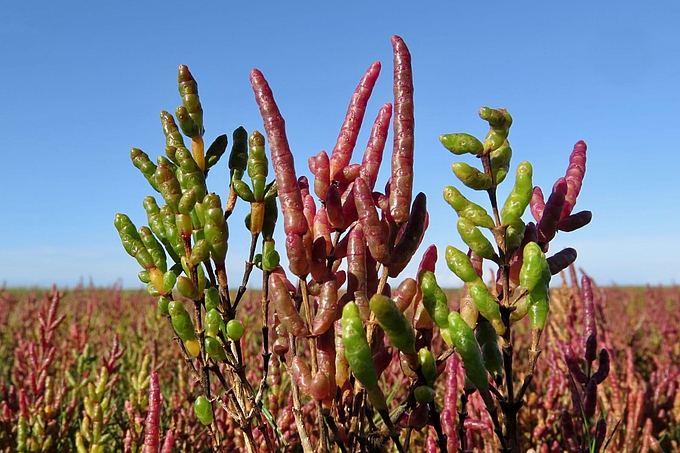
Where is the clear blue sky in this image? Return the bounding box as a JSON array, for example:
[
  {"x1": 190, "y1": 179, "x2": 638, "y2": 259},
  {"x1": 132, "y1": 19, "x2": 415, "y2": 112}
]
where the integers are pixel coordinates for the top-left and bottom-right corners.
[{"x1": 1, "y1": 1, "x2": 678, "y2": 288}]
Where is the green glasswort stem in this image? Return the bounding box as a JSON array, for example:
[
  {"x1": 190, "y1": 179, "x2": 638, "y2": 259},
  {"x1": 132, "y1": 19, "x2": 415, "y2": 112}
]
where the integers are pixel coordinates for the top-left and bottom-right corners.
[
  {"x1": 178, "y1": 65, "x2": 204, "y2": 133},
  {"x1": 248, "y1": 131, "x2": 268, "y2": 201},
  {"x1": 232, "y1": 179, "x2": 255, "y2": 202},
  {"x1": 419, "y1": 271, "x2": 452, "y2": 345},
  {"x1": 466, "y1": 280, "x2": 505, "y2": 335},
  {"x1": 176, "y1": 105, "x2": 200, "y2": 138},
  {"x1": 177, "y1": 276, "x2": 199, "y2": 300},
  {"x1": 341, "y1": 302, "x2": 379, "y2": 392},
  {"x1": 369, "y1": 294, "x2": 416, "y2": 355},
  {"x1": 505, "y1": 219, "x2": 526, "y2": 253},
  {"x1": 262, "y1": 239, "x2": 280, "y2": 271},
  {"x1": 130, "y1": 148, "x2": 159, "y2": 192},
  {"x1": 204, "y1": 286, "x2": 219, "y2": 312},
  {"x1": 204, "y1": 309, "x2": 223, "y2": 338},
  {"x1": 479, "y1": 107, "x2": 513, "y2": 153},
  {"x1": 138, "y1": 227, "x2": 167, "y2": 272},
  {"x1": 162, "y1": 270, "x2": 177, "y2": 294},
  {"x1": 193, "y1": 396, "x2": 214, "y2": 426},
  {"x1": 418, "y1": 348, "x2": 438, "y2": 387},
  {"x1": 445, "y1": 246, "x2": 478, "y2": 283},
  {"x1": 189, "y1": 239, "x2": 210, "y2": 265},
  {"x1": 160, "y1": 206, "x2": 185, "y2": 259},
  {"x1": 475, "y1": 319, "x2": 504, "y2": 377},
  {"x1": 160, "y1": 110, "x2": 185, "y2": 149},
  {"x1": 155, "y1": 159, "x2": 182, "y2": 213},
  {"x1": 203, "y1": 193, "x2": 229, "y2": 263},
  {"x1": 520, "y1": 242, "x2": 545, "y2": 292},
  {"x1": 414, "y1": 385, "x2": 436, "y2": 404},
  {"x1": 456, "y1": 218, "x2": 495, "y2": 259},
  {"x1": 175, "y1": 147, "x2": 207, "y2": 201},
  {"x1": 204, "y1": 336, "x2": 227, "y2": 361},
  {"x1": 168, "y1": 301, "x2": 196, "y2": 341},
  {"x1": 228, "y1": 127, "x2": 248, "y2": 181},
  {"x1": 451, "y1": 162, "x2": 492, "y2": 190},
  {"x1": 443, "y1": 186, "x2": 495, "y2": 228},
  {"x1": 158, "y1": 296, "x2": 170, "y2": 315},
  {"x1": 500, "y1": 160, "x2": 533, "y2": 225},
  {"x1": 439, "y1": 133, "x2": 484, "y2": 156},
  {"x1": 205, "y1": 134, "x2": 228, "y2": 170},
  {"x1": 226, "y1": 319, "x2": 245, "y2": 341},
  {"x1": 490, "y1": 141, "x2": 512, "y2": 184},
  {"x1": 448, "y1": 311, "x2": 489, "y2": 391}
]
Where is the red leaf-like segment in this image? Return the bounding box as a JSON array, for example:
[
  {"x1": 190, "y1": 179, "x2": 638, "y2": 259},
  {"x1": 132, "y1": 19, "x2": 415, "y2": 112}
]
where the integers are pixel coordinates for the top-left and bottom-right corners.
[
  {"x1": 354, "y1": 177, "x2": 390, "y2": 264},
  {"x1": 310, "y1": 237, "x2": 327, "y2": 283},
  {"x1": 360, "y1": 102, "x2": 392, "y2": 190},
  {"x1": 563, "y1": 343, "x2": 589, "y2": 384},
  {"x1": 269, "y1": 273, "x2": 309, "y2": 337},
  {"x1": 312, "y1": 274, "x2": 339, "y2": 335},
  {"x1": 389, "y1": 36, "x2": 415, "y2": 225},
  {"x1": 250, "y1": 69, "x2": 308, "y2": 235},
  {"x1": 557, "y1": 210, "x2": 592, "y2": 232},
  {"x1": 313, "y1": 207, "x2": 332, "y2": 255},
  {"x1": 142, "y1": 371, "x2": 161, "y2": 453},
  {"x1": 302, "y1": 193, "x2": 316, "y2": 237},
  {"x1": 581, "y1": 274, "x2": 596, "y2": 359},
  {"x1": 537, "y1": 178, "x2": 567, "y2": 244},
  {"x1": 335, "y1": 164, "x2": 361, "y2": 185},
  {"x1": 530, "y1": 186, "x2": 546, "y2": 223},
  {"x1": 309, "y1": 150, "x2": 330, "y2": 201},
  {"x1": 389, "y1": 192, "x2": 428, "y2": 277},
  {"x1": 316, "y1": 327, "x2": 336, "y2": 405},
  {"x1": 270, "y1": 265, "x2": 297, "y2": 293},
  {"x1": 561, "y1": 140, "x2": 587, "y2": 219},
  {"x1": 291, "y1": 355, "x2": 312, "y2": 391},
  {"x1": 346, "y1": 223, "x2": 368, "y2": 319},
  {"x1": 325, "y1": 183, "x2": 344, "y2": 230},
  {"x1": 546, "y1": 247, "x2": 577, "y2": 276},
  {"x1": 329, "y1": 61, "x2": 381, "y2": 180},
  {"x1": 507, "y1": 222, "x2": 538, "y2": 290},
  {"x1": 160, "y1": 429, "x2": 174, "y2": 453},
  {"x1": 340, "y1": 183, "x2": 359, "y2": 230},
  {"x1": 285, "y1": 232, "x2": 310, "y2": 277},
  {"x1": 393, "y1": 278, "x2": 417, "y2": 312},
  {"x1": 591, "y1": 349, "x2": 610, "y2": 384},
  {"x1": 417, "y1": 244, "x2": 437, "y2": 279}
]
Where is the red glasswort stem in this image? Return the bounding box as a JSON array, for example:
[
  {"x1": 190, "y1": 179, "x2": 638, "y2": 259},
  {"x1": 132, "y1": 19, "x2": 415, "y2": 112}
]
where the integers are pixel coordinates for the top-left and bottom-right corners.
[
  {"x1": 312, "y1": 275, "x2": 339, "y2": 335},
  {"x1": 360, "y1": 102, "x2": 392, "y2": 190},
  {"x1": 329, "y1": 61, "x2": 381, "y2": 180},
  {"x1": 561, "y1": 140, "x2": 587, "y2": 219},
  {"x1": 536, "y1": 178, "x2": 567, "y2": 244},
  {"x1": 310, "y1": 150, "x2": 330, "y2": 201},
  {"x1": 581, "y1": 274, "x2": 597, "y2": 362},
  {"x1": 250, "y1": 69, "x2": 308, "y2": 236},
  {"x1": 557, "y1": 210, "x2": 592, "y2": 232},
  {"x1": 530, "y1": 186, "x2": 545, "y2": 223},
  {"x1": 142, "y1": 371, "x2": 161, "y2": 453},
  {"x1": 269, "y1": 273, "x2": 309, "y2": 337},
  {"x1": 354, "y1": 177, "x2": 390, "y2": 264},
  {"x1": 313, "y1": 207, "x2": 332, "y2": 254},
  {"x1": 389, "y1": 35, "x2": 415, "y2": 225}
]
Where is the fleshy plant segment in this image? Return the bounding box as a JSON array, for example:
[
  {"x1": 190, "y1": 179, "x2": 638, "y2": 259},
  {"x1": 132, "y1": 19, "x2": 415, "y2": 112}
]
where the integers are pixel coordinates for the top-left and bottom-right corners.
[{"x1": 113, "y1": 36, "x2": 600, "y2": 453}]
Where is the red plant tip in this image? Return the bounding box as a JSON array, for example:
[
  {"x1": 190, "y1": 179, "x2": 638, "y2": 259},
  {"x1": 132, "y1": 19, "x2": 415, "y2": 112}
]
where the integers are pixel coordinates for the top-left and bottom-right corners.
[
  {"x1": 389, "y1": 35, "x2": 415, "y2": 225},
  {"x1": 329, "y1": 61, "x2": 381, "y2": 180},
  {"x1": 250, "y1": 68, "x2": 308, "y2": 236},
  {"x1": 561, "y1": 140, "x2": 587, "y2": 219},
  {"x1": 142, "y1": 371, "x2": 162, "y2": 453}
]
